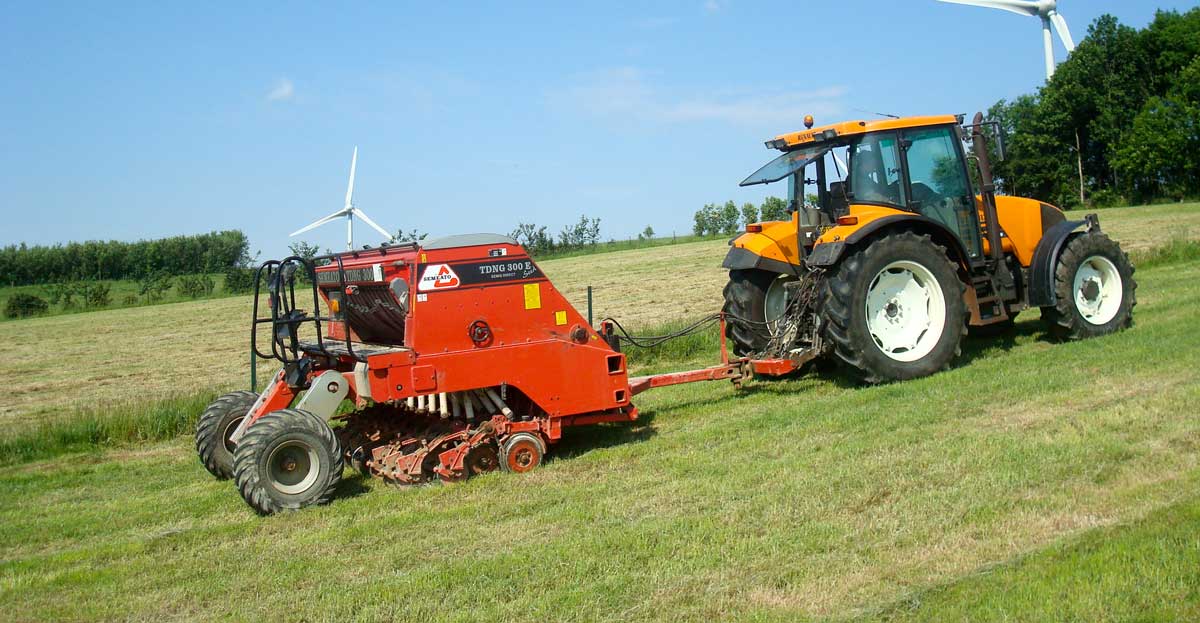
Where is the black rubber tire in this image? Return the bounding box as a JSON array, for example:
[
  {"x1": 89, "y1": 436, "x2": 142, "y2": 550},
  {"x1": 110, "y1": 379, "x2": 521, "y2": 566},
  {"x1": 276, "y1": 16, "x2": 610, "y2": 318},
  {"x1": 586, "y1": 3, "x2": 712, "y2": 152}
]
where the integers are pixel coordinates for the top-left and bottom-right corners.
[
  {"x1": 1041, "y1": 232, "x2": 1136, "y2": 340},
  {"x1": 722, "y1": 268, "x2": 777, "y2": 356},
  {"x1": 233, "y1": 408, "x2": 343, "y2": 515},
  {"x1": 819, "y1": 231, "x2": 967, "y2": 384},
  {"x1": 195, "y1": 390, "x2": 258, "y2": 480}
]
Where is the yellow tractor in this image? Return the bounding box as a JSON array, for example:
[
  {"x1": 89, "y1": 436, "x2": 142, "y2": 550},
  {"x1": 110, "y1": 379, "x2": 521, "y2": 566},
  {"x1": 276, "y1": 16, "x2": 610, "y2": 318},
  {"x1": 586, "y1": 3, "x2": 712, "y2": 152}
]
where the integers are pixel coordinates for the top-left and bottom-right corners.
[{"x1": 723, "y1": 113, "x2": 1136, "y2": 383}]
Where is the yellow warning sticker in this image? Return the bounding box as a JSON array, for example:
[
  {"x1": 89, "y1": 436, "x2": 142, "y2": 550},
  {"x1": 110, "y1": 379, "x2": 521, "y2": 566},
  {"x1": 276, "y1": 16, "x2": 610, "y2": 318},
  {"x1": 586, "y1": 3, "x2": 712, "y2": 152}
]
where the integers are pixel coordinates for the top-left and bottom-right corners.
[
  {"x1": 555, "y1": 310, "x2": 567, "y2": 325},
  {"x1": 523, "y1": 283, "x2": 541, "y2": 310}
]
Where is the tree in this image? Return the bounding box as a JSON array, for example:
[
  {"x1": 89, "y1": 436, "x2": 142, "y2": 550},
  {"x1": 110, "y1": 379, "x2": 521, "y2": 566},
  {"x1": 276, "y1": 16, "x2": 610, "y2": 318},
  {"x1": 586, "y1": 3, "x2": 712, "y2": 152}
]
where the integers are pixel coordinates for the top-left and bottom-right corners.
[
  {"x1": 394, "y1": 229, "x2": 427, "y2": 243},
  {"x1": 719, "y1": 201, "x2": 740, "y2": 235},
  {"x1": 288, "y1": 241, "x2": 321, "y2": 262},
  {"x1": 1113, "y1": 96, "x2": 1200, "y2": 201},
  {"x1": 760, "y1": 196, "x2": 789, "y2": 221},
  {"x1": 641, "y1": 225, "x2": 655, "y2": 241},
  {"x1": 740, "y1": 202, "x2": 758, "y2": 227}
]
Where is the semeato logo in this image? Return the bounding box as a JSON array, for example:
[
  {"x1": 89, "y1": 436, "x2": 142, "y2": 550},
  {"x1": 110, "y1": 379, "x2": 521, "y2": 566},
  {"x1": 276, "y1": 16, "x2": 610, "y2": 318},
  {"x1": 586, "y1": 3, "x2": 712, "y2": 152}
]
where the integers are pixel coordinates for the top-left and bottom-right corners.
[{"x1": 417, "y1": 264, "x2": 460, "y2": 291}]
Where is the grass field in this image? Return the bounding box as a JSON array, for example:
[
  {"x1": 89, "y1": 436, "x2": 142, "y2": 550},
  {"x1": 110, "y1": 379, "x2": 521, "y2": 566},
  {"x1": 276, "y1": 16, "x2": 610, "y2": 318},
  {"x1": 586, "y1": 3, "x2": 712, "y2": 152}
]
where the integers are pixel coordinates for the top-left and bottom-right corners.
[
  {"x1": 1, "y1": 202, "x2": 1196, "y2": 430},
  {"x1": 0, "y1": 203, "x2": 1198, "y2": 620},
  {"x1": 1, "y1": 251, "x2": 1198, "y2": 620}
]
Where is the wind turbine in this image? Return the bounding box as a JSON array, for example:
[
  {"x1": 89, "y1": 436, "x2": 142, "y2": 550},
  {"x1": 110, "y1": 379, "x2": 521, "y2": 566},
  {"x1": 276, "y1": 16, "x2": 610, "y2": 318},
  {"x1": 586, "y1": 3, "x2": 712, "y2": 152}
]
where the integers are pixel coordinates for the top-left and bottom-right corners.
[
  {"x1": 290, "y1": 147, "x2": 393, "y2": 250},
  {"x1": 936, "y1": 0, "x2": 1076, "y2": 79}
]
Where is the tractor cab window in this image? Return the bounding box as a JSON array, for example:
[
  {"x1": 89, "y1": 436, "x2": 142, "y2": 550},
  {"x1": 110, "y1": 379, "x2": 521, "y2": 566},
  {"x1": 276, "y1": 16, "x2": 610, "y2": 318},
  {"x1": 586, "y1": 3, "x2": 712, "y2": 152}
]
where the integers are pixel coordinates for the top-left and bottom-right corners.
[
  {"x1": 847, "y1": 133, "x2": 906, "y2": 208},
  {"x1": 902, "y1": 126, "x2": 982, "y2": 258}
]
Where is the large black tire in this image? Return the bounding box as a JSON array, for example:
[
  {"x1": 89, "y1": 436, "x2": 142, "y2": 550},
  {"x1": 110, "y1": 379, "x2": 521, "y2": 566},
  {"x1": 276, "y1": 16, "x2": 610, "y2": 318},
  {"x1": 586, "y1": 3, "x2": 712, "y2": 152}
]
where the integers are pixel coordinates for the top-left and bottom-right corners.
[
  {"x1": 722, "y1": 269, "x2": 777, "y2": 356},
  {"x1": 195, "y1": 390, "x2": 258, "y2": 479},
  {"x1": 233, "y1": 409, "x2": 343, "y2": 515},
  {"x1": 1041, "y1": 232, "x2": 1136, "y2": 340},
  {"x1": 820, "y1": 231, "x2": 967, "y2": 384}
]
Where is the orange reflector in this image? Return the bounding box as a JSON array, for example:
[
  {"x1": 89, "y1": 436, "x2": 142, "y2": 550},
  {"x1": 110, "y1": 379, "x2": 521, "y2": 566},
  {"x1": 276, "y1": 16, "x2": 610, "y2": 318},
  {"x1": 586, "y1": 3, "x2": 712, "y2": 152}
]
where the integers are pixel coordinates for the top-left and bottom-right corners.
[
  {"x1": 330, "y1": 299, "x2": 340, "y2": 313},
  {"x1": 746, "y1": 224, "x2": 763, "y2": 233},
  {"x1": 837, "y1": 216, "x2": 859, "y2": 226}
]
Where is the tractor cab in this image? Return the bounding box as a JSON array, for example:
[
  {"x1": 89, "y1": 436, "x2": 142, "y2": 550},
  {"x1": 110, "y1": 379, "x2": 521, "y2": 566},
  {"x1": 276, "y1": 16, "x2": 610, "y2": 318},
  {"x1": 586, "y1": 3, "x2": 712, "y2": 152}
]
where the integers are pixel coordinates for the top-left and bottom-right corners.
[{"x1": 740, "y1": 115, "x2": 984, "y2": 261}]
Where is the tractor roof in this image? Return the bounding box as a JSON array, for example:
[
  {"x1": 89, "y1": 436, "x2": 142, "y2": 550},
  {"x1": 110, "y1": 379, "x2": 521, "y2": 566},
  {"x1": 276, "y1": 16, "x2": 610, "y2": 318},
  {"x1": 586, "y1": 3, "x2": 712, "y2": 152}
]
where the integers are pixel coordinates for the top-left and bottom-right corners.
[{"x1": 766, "y1": 115, "x2": 959, "y2": 151}]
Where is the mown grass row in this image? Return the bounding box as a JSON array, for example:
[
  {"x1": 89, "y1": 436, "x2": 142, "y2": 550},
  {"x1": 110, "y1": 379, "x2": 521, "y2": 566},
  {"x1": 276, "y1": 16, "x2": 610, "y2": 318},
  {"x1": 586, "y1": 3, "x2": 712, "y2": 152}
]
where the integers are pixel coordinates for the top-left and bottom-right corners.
[{"x1": 3, "y1": 239, "x2": 1196, "y2": 469}]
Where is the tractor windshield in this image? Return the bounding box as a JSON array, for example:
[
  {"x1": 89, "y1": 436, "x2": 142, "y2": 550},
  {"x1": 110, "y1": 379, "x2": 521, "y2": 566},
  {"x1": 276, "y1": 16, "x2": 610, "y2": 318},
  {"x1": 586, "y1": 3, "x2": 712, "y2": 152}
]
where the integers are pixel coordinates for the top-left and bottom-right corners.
[{"x1": 740, "y1": 145, "x2": 831, "y2": 186}]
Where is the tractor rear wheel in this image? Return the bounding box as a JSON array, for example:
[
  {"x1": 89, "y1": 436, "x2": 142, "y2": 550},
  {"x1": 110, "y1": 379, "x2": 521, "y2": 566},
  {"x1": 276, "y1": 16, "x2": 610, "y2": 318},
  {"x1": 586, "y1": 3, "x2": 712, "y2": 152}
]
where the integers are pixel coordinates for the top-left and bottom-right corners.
[
  {"x1": 820, "y1": 231, "x2": 967, "y2": 384},
  {"x1": 195, "y1": 390, "x2": 258, "y2": 480},
  {"x1": 233, "y1": 409, "x2": 343, "y2": 515},
  {"x1": 1041, "y1": 232, "x2": 1136, "y2": 340},
  {"x1": 722, "y1": 269, "x2": 795, "y2": 356}
]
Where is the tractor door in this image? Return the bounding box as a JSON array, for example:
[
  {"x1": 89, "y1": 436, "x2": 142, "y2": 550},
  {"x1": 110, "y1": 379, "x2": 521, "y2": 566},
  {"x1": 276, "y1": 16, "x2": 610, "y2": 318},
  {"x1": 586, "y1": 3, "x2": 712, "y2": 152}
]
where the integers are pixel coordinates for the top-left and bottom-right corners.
[{"x1": 901, "y1": 126, "x2": 983, "y2": 260}]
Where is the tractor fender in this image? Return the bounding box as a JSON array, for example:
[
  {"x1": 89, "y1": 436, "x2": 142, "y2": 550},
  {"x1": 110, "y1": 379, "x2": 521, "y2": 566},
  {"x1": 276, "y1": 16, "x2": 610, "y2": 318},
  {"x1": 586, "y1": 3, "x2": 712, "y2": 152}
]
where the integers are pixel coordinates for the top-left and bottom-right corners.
[
  {"x1": 1027, "y1": 216, "x2": 1097, "y2": 307},
  {"x1": 721, "y1": 244, "x2": 800, "y2": 276},
  {"x1": 806, "y1": 214, "x2": 972, "y2": 272}
]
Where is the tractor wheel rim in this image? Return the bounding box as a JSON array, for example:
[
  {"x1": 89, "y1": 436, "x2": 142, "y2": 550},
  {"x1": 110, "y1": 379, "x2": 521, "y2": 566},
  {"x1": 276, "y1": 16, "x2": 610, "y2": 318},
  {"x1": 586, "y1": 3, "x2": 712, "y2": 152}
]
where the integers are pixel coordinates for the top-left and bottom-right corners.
[
  {"x1": 1073, "y1": 255, "x2": 1122, "y2": 325},
  {"x1": 222, "y1": 417, "x2": 244, "y2": 454},
  {"x1": 764, "y1": 275, "x2": 796, "y2": 330},
  {"x1": 865, "y1": 260, "x2": 946, "y2": 363},
  {"x1": 266, "y1": 440, "x2": 320, "y2": 495}
]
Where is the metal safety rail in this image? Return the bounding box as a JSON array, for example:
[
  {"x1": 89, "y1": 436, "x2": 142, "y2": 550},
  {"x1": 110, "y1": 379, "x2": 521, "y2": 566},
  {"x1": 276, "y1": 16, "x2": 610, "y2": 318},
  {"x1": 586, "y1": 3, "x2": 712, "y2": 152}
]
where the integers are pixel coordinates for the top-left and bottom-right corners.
[{"x1": 251, "y1": 254, "x2": 363, "y2": 364}]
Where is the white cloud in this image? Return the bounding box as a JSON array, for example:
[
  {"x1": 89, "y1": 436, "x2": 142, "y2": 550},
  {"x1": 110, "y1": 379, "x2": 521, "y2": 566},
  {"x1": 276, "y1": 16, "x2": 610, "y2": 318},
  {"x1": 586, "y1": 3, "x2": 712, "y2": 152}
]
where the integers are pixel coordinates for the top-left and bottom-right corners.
[
  {"x1": 548, "y1": 67, "x2": 846, "y2": 127},
  {"x1": 266, "y1": 78, "x2": 295, "y2": 102}
]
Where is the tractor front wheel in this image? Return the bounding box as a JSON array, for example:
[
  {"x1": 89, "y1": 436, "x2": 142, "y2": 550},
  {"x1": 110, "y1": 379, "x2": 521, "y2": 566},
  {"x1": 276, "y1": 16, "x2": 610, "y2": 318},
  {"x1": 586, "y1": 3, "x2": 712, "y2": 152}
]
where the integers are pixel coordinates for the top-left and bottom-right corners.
[
  {"x1": 233, "y1": 409, "x2": 343, "y2": 515},
  {"x1": 195, "y1": 390, "x2": 258, "y2": 479},
  {"x1": 1041, "y1": 232, "x2": 1136, "y2": 340},
  {"x1": 820, "y1": 231, "x2": 967, "y2": 384}
]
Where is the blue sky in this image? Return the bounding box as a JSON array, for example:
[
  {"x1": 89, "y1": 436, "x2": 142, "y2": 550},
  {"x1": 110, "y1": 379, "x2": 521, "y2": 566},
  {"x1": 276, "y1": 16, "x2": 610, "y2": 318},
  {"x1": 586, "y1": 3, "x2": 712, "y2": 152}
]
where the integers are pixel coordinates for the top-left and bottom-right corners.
[{"x1": 1, "y1": 1, "x2": 1193, "y2": 258}]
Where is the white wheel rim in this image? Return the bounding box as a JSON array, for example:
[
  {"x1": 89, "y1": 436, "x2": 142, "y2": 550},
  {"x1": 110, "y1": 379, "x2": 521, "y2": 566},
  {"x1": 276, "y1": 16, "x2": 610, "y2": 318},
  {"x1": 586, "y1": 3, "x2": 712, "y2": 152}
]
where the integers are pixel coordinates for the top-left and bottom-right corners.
[
  {"x1": 1073, "y1": 255, "x2": 1122, "y2": 325},
  {"x1": 865, "y1": 260, "x2": 947, "y2": 363},
  {"x1": 267, "y1": 440, "x2": 321, "y2": 495},
  {"x1": 765, "y1": 275, "x2": 796, "y2": 328}
]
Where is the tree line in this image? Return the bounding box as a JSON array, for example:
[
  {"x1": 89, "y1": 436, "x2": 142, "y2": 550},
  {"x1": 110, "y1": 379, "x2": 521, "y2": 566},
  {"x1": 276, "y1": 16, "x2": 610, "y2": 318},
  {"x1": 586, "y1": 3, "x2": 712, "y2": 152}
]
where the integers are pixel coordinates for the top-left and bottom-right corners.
[
  {"x1": 693, "y1": 197, "x2": 789, "y2": 236},
  {"x1": 989, "y1": 9, "x2": 1200, "y2": 208},
  {"x1": 0, "y1": 230, "x2": 251, "y2": 286}
]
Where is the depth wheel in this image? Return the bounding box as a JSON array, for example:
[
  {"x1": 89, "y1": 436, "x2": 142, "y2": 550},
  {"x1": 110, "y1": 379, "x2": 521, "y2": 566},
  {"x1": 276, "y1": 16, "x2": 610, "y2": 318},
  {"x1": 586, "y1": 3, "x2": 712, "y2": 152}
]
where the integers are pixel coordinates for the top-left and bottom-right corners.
[
  {"x1": 820, "y1": 231, "x2": 967, "y2": 384},
  {"x1": 195, "y1": 390, "x2": 258, "y2": 479},
  {"x1": 500, "y1": 433, "x2": 545, "y2": 474},
  {"x1": 1041, "y1": 232, "x2": 1136, "y2": 340},
  {"x1": 722, "y1": 269, "x2": 794, "y2": 356},
  {"x1": 232, "y1": 409, "x2": 343, "y2": 515}
]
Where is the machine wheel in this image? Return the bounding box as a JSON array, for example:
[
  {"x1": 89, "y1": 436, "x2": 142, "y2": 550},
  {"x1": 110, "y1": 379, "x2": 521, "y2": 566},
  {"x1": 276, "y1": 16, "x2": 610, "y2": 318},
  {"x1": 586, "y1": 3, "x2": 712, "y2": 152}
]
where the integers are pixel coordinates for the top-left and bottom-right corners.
[
  {"x1": 233, "y1": 409, "x2": 343, "y2": 515},
  {"x1": 1041, "y1": 232, "x2": 1136, "y2": 340},
  {"x1": 195, "y1": 390, "x2": 258, "y2": 480},
  {"x1": 722, "y1": 269, "x2": 795, "y2": 356},
  {"x1": 820, "y1": 231, "x2": 967, "y2": 384},
  {"x1": 500, "y1": 433, "x2": 545, "y2": 474}
]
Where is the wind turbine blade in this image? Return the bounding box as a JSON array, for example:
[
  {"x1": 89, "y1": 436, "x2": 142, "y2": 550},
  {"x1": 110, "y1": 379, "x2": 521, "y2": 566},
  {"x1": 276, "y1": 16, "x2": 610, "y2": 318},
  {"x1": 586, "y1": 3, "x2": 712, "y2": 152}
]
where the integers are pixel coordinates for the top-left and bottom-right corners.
[
  {"x1": 289, "y1": 212, "x2": 345, "y2": 237},
  {"x1": 352, "y1": 208, "x2": 393, "y2": 240},
  {"x1": 935, "y1": 0, "x2": 1039, "y2": 17},
  {"x1": 344, "y1": 146, "x2": 358, "y2": 209},
  {"x1": 1042, "y1": 16, "x2": 1056, "y2": 79},
  {"x1": 1050, "y1": 12, "x2": 1075, "y2": 51}
]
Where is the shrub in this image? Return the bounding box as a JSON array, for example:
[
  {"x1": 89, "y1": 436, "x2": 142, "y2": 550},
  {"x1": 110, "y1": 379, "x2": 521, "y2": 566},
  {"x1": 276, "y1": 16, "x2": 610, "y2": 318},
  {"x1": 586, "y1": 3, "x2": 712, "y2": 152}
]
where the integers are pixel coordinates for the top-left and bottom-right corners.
[
  {"x1": 4, "y1": 293, "x2": 49, "y2": 318},
  {"x1": 223, "y1": 267, "x2": 257, "y2": 294},
  {"x1": 83, "y1": 282, "x2": 111, "y2": 308},
  {"x1": 122, "y1": 294, "x2": 138, "y2": 306},
  {"x1": 177, "y1": 274, "x2": 215, "y2": 298},
  {"x1": 138, "y1": 272, "x2": 173, "y2": 303}
]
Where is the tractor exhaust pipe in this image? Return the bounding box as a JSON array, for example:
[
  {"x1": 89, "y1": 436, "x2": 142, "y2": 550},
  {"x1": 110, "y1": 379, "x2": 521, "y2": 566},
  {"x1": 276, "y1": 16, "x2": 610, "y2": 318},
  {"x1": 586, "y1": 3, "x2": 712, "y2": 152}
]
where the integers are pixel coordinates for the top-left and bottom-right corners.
[{"x1": 971, "y1": 112, "x2": 1004, "y2": 263}]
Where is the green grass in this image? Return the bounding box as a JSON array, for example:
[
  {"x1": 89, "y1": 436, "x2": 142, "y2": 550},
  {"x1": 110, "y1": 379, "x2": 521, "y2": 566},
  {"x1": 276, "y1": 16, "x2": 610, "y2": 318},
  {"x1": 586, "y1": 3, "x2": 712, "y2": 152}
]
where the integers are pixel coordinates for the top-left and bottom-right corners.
[
  {"x1": 0, "y1": 273, "x2": 235, "y2": 322},
  {"x1": 874, "y1": 494, "x2": 1200, "y2": 622},
  {"x1": 0, "y1": 392, "x2": 223, "y2": 467},
  {"x1": 0, "y1": 254, "x2": 1197, "y2": 621}
]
